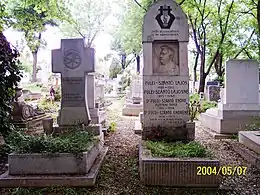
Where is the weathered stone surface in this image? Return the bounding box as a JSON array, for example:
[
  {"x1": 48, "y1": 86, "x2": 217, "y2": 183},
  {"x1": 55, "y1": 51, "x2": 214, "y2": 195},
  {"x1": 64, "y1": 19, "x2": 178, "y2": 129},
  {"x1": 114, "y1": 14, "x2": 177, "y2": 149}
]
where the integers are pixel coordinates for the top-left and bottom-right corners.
[
  {"x1": 8, "y1": 138, "x2": 103, "y2": 175},
  {"x1": 200, "y1": 59, "x2": 260, "y2": 135},
  {"x1": 139, "y1": 142, "x2": 220, "y2": 187},
  {"x1": 52, "y1": 38, "x2": 95, "y2": 126},
  {"x1": 239, "y1": 131, "x2": 260, "y2": 154},
  {"x1": 141, "y1": 0, "x2": 193, "y2": 141},
  {"x1": 0, "y1": 147, "x2": 108, "y2": 187}
]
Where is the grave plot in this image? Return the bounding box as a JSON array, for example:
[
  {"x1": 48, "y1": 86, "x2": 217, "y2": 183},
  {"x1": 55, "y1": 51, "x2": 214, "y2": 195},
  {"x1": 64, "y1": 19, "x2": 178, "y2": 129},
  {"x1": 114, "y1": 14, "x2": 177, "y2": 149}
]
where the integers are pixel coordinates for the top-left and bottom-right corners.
[
  {"x1": 137, "y1": 0, "x2": 220, "y2": 187},
  {"x1": 0, "y1": 38, "x2": 108, "y2": 187}
]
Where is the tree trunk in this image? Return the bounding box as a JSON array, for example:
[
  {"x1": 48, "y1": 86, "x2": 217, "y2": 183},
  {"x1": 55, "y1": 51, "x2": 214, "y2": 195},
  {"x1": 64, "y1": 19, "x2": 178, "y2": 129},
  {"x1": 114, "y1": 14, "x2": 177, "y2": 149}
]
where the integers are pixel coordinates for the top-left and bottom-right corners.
[
  {"x1": 257, "y1": 0, "x2": 260, "y2": 60},
  {"x1": 198, "y1": 73, "x2": 206, "y2": 93},
  {"x1": 198, "y1": 52, "x2": 206, "y2": 93},
  {"x1": 193, "y1": 52, "x2": 199, "y2": 82},
  {"x1": 32, "y1": 52, "x2": 38, "y2": 82},
  {"x1": 193, "y1": 52, "x2": 199, "y2": 91}
]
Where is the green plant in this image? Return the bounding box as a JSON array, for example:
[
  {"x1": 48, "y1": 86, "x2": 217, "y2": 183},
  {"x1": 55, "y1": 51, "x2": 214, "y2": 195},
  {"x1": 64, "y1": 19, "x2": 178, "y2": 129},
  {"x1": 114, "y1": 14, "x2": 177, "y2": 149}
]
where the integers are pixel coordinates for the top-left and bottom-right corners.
[
  {"x1": 5, "y1": 129, "x2": 96, "y2": 154},
  {"x1": 145, "y1": 140, "x2": 212, "y2": 158},
  {"x1": 200, "y1": 101, "x2": 217, "y2": 113},
  {"x1": 244, "y1": 116, "x2": 260, "y2": 131},
  {"x1": 189, "y1": 93, "x2": 201, "y2": 121},
  {"x1": 108, "y1": 122, "x2": 117, "y2": 132},
  {"x1": 38, "y1": 97, "x2": 59, "y2": 112},
  {"x1": 54, "y1": 86, "x2": 61, "y2": 101},
  {"x1": 104, "y1": 84, "x2": 113, "y2": 94},
  {"x1": 0, "y1": 32, "x2": 22, "y2": 140}
]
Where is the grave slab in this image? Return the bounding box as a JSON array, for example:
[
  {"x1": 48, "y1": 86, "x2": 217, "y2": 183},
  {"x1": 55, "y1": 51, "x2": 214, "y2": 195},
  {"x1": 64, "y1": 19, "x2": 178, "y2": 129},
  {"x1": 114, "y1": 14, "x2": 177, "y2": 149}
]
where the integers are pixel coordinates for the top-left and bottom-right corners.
[
  {"x1": 239, "y1": 131, "x2": 260, "y2": 154},
  {"x1": 0, "y1": 147, "x2": 108, "y2": 187}
]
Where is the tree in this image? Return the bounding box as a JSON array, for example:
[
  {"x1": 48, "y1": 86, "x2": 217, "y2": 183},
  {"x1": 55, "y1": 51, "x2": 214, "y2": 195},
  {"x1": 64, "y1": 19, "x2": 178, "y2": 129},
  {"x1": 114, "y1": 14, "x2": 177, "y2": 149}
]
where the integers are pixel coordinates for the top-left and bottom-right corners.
[
  {"x1": 0, "y1": 32, "x2": 22, "y2": 140},
  {"x1": 8, "y1": 0, "x2": 68, "y2": 82},
  {"x1": 59, "y1": 0, "x2": 111, "y2": 47},
  {"x1": 109, "y1": 58, "x2": 122, "y2": 78},
  {"x1": 114, "y1": 0, "x2": 259, "y2": 93}
]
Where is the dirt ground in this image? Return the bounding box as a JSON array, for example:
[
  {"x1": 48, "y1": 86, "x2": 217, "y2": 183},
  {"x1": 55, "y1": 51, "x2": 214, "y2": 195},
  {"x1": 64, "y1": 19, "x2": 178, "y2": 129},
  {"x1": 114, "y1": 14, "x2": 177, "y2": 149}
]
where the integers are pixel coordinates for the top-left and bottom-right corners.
[{"x1": 1, "y1": 97, "x2": 260, "y2": 195}]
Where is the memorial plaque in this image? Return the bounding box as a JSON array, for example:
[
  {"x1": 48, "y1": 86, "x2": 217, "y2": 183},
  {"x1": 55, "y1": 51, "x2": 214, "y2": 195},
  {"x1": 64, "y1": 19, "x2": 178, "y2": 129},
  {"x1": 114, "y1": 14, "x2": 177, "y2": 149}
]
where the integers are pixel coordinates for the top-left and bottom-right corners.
[{"x1": 143, "y1": 76, "x2": 189, "y2": 127}]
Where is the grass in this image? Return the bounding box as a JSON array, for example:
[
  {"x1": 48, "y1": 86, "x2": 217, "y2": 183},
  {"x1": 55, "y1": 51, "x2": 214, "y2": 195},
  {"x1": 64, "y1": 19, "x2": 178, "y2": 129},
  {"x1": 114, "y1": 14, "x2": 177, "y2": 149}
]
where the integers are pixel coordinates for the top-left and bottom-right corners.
[
  {"x1": 145, "y1": 140, "x2": 212, "y2": 158},
  {"x1": 23, "y1": 83, "x2": 43, "y2": 93},
  {"x1": 5, "y1": 130, "x2": 96, "y2": 154}
]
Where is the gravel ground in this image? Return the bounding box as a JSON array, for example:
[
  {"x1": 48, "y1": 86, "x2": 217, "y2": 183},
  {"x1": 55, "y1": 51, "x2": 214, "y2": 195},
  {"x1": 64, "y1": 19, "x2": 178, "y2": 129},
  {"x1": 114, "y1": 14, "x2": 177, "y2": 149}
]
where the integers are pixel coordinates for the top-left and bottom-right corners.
[{"x1": 0, "y1": 97, "x2": 259, "y2": 194}]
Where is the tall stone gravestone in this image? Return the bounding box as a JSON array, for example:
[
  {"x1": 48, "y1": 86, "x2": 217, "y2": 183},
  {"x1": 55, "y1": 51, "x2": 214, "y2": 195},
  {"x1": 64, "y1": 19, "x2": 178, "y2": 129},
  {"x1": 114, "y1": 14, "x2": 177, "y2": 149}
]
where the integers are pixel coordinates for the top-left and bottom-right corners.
[
  {"x1": 131, "y1": 76, "x2": 143, "y2": 104},
  {"x1": 87, "y1": 74, "x2": 106, "y2": 124},
  {"x1": 52, "y1": 38, "x2": 95, "y2": 125},
  {"x1": 200, "y1": 59, "x2": 260, "y2": 135},
  {"x1": 142, "y1": 0, "x2": 194, "y2": 140}
]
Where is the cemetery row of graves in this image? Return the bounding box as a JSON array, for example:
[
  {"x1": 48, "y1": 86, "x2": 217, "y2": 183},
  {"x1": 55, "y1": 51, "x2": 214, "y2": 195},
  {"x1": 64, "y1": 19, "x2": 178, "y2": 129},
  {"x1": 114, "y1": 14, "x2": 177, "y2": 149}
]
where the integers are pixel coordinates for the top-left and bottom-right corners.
[{"x1": 0, "y1": 0, "x2": 260, "y2": 194}]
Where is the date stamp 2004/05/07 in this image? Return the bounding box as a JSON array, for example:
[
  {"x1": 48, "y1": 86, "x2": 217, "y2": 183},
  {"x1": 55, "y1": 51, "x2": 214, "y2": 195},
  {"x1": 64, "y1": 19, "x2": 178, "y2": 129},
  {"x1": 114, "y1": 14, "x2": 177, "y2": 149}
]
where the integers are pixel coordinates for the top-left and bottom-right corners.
[{"x1": 197, "y1": 166, "x2": 247, "y2": 176}]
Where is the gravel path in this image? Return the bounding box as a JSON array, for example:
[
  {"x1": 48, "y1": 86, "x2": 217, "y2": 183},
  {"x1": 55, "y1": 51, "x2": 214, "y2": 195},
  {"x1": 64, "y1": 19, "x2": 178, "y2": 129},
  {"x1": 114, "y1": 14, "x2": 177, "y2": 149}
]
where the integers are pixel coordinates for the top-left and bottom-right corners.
[{"x1": 0, "y1": 98, "x2": 259, "y2": 194}]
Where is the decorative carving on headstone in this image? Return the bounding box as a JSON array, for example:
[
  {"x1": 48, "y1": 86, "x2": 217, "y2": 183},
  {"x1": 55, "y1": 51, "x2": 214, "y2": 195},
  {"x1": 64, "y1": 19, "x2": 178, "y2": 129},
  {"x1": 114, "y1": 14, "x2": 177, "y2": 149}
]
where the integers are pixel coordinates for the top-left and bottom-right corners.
[
  {"x1": 63, "y1": 49, "x2": 81, "y2": 70},
  {"x1": 155, "y1": 4, "x2": 175, "y2": 29}
]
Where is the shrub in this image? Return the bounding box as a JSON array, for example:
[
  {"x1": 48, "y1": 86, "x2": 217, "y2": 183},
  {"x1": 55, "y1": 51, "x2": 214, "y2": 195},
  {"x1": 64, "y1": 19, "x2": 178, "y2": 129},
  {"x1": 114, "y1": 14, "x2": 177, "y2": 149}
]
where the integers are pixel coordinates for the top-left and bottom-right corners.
[
  {"x1": 200, "y1": 101, "x2": 217, "y2": 113},
  {"x1": 5, "y1": 130, "x2": 96, "y2": 154},
  {"x1": 38, "y1": 97, "x2": 58, "y2": 112},
  {"x1": 0, "y1": 32, "x2": 22, "y2": 139},
  {"x1": 108, "y1": 122, "x2": 116, "y2": 132},
  {"x1": 245, "y1": 116, "x2": 260, "y2": 131},
  {"x1": 52, "y1": 85, "x2": 61, "y2": 101}
]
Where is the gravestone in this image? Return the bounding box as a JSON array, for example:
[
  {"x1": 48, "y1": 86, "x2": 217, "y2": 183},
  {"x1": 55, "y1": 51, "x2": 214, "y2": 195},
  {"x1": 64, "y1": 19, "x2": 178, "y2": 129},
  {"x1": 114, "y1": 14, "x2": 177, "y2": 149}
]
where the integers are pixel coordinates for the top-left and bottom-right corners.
[
  {"x1": 122, "y1": 75, "x2": 143, "y2": 116},
  {"x1": 87, "y1": 74, "x2": 106, "y2": 124},
  {"x1": 131, "y1": 77, "x2": 143, "y2": 104},
  {"x1": 200, "y1": 59, "x2": 260, "y2": 137},
  {"x1": 52, "y1": 38, "x2": 95, "y2": 125},
  {"x1": 206, "y1": 85, "x2": 221, "y2": 102},
  {"x1": 95, "y1": 83, "x2": 105, "y2": 105},
  {"x1": 141, "y1": 0, "x2": 194, "y2": 141}
]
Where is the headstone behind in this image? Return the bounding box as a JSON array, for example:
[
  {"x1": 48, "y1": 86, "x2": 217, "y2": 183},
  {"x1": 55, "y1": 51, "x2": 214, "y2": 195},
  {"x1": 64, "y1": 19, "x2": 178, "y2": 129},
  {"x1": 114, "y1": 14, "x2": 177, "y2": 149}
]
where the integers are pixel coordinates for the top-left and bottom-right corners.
[
  {"x1": 52, "y1": 38, "x2": 95, "y2": 126},
  {"x1": 207, "y1": 85, "x2": 221, "y2": 102},
  {"x1": 142, "y1": 0, "x2": 194, "y2": 141}
]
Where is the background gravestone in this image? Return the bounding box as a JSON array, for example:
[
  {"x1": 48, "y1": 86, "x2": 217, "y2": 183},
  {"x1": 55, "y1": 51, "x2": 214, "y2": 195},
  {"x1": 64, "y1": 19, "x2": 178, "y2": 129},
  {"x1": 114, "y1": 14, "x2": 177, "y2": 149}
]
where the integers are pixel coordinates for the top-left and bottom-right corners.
[
  {"x1": 52, "y1": 39, "x2": 95, "y2": 126},
  {"x1": 142, "y1": 0, "x2": 194, "y2": 141}
]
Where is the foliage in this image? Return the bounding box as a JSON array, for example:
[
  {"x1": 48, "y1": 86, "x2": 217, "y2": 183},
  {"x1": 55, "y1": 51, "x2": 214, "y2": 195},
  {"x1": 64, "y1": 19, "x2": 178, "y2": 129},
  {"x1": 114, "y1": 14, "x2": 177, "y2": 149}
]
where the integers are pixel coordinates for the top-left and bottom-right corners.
[
  {"x1": 104, "y1": 84, "x2": 113, "y2": 94},
  {"x1": 109, "y1": 58, "x2": 122, "y2": 78},
  {"x1": 120, "y1": 74, "x2": 131, "y2": 91},
  {"x1": 5, "y1": 129, "x2": 96, "y2": 154},
  {"x1": 54, "y1": 85, "x2": 61, "y2": 101},
  {"x1": 38, "y1": 97, "x2": 59, "y2": 112},
  {"x1": 114, "y1": 0, "x2": 260, "y2": 94},
  {"x1": 244, "y1": 116, "x2": 260, "y2": 131},
  {"x1": 0, "y1": 0, "x2": 10, "y2": 31},
  {"x1": 0, "y1": 33, "x2": 22, "y2": 139},
  {"x1": 188, "y1": 93, "x2": 217, "y2": 120},
  {"x1": 108, "y1": 122, "x2": 117, "y2": 132},
  {"x1": 60, "y1": 0, "x2": 111, "y2": 47},
  {"x1": 7, "y1": 0, "x2": 69, "y2": 82},
  {"x1": 145, "y1": 140, "x2": 212, "y2": 158},
  {"x1": 200, "y1": 101, "x2": 217, "y2": 113}
]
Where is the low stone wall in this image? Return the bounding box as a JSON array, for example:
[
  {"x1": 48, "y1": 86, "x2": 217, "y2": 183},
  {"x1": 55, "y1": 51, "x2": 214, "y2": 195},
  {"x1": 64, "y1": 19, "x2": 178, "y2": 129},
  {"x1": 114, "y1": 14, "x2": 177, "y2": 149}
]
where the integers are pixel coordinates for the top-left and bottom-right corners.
[
  {"x1": 9, "y1": 138, "x2": 103, "y2": 175},
  {"x1": 139, "y1": 142, "x2": 220, "y2": 187}
]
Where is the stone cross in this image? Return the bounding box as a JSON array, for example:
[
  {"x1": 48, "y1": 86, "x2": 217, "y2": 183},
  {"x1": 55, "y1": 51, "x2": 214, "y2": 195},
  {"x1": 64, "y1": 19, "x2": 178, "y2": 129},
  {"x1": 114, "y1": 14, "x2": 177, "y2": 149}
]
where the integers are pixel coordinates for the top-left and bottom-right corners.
[{"x1": 52, "y1": 39, "x2": 95, "y2": 126}]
